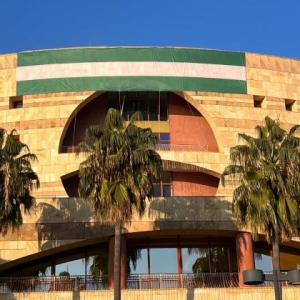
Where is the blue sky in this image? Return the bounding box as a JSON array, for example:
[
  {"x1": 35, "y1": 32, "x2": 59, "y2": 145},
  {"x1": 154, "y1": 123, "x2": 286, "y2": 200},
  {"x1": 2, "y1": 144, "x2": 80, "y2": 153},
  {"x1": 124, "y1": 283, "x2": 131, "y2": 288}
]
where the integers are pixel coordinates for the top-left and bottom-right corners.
[{"x1": 1, "y1": 0, "x2": 300, "y2": 59}]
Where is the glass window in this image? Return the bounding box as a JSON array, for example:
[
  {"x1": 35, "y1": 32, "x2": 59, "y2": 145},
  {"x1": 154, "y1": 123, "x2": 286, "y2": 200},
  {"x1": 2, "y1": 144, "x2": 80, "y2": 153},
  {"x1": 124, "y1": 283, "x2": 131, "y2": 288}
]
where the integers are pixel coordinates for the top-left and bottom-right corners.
[
  {"x1": 149, "y1": 95, "x2": 158, "y2": 120},
  {"x1": 107, "y1": 92, "x2": 168, "y2": 121},
  {"x1": 159, "y1": 133, "x2": 170, "y2": 145},
  {"x1": 182, "y1": 247, "x2": 232, "y2": 274},
  {"x1": 182, "y1": 248, "x2": 210, "y2": 273},
  {"x1": 162, "y1": 184, "x2": 172, "y2": 197},
  {"x1": 210, "y1": 247, "x2": 229, "y2": 272},
  {"x1": 129, "y1": 249, "x2": 148, "y2": 274},
  {"x1": 159, "y1": 94, "x2": 168, "y2": 121},
  {"x1": 152, "y1": 172, "x2": 172, "y2": 197},
  {"x1": 150, "y1": 248, "x2": 177, "y2": 274},
  {"x1": 152, "y1": 183, "x2": 161, "y2": 197},
  {"x1": 38, "y1": 266, "x2": 51, "y2": 277},
  {"x1": 56, "y1": 258, "x2": 86, "y2": 276},
  {"x1": 86, "y1": 254, "x2": 108, "y2": 277}
]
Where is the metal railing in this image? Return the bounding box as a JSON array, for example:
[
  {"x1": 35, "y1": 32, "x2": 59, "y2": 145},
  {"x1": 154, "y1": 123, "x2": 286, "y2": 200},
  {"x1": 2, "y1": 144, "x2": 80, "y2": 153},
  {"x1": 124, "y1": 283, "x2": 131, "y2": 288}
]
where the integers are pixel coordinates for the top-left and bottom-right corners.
[
  {"x1": 155, "y1": 144, "x2": 209, "y2": 152},
  {"x1": 127, "y1": 273, "x2": 239, "y2": 289},
  {"x1": 0, "y1": 275, "x2": 108, "y2": 293},
  {"x1": 61, "y1": 143, "x2": 210, "y2": 153},
  {"x1": 0, "y1": 273, "x2": 239, "y2": 293}
]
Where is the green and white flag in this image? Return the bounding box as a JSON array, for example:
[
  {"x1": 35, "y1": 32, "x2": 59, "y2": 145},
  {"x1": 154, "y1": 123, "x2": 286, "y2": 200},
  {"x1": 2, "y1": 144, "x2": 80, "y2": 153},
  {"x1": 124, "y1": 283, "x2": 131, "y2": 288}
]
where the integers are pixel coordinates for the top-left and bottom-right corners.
[{"x1": 16, "y1": 47, "x2": 247, "y2": 95}]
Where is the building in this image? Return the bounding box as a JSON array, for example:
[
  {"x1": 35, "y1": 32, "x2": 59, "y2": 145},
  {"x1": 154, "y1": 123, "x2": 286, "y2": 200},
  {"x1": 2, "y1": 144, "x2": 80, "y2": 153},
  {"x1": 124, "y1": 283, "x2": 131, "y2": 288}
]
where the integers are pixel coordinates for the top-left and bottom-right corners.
[{"x1": 0, "y1": 47, "x2": 299, "y2": 296}]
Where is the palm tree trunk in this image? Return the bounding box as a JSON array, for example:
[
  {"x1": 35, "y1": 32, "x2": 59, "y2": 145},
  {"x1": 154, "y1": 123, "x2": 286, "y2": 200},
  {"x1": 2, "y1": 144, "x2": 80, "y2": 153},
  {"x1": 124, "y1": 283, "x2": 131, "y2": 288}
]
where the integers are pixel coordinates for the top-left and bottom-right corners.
[
  {"x1": 272, "y1": 230, "x2": 282, "y2": 300},
  {"x1": 114, "y1": 223, "x2": 121, "y2": 300}
]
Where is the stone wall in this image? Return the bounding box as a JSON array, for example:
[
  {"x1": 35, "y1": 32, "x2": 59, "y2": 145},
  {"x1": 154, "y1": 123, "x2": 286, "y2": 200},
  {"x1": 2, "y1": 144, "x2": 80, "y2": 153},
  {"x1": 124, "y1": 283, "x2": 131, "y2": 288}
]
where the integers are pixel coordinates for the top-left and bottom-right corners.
[{"x1": 1, "y1": 287, "x2": 300, "y2": 300}]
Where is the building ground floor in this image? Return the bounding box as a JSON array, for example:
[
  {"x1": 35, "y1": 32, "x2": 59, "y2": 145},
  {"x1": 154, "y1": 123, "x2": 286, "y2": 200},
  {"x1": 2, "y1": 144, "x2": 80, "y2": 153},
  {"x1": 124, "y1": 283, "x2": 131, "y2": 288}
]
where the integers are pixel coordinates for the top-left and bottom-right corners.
[{"x1": 1, "y1": 230, "x2": 300, "y2": 290}]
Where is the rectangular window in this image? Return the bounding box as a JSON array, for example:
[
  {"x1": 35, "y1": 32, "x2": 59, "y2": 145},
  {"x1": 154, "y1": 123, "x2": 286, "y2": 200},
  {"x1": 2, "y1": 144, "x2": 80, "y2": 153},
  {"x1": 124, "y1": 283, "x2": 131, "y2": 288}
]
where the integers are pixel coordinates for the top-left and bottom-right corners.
[
  {"x1": 150, "y1": 248, "x2": 177, "y2": 274},
  {"x1": 182, "y1": 246, "x2": 234, "y2": 274},
  {"x1": 149, "y1": 94, "x2": 159, "y2": 121},
  {"x1": 159, "y1": 133, "x2": 170, "y2": 145},
  {"x1": 128, "y1": 249, "x2": 148, "y2": 274},
  {"x1": 9, "y1": 96, "x2": 23, "y2": 109},
  {"x1": 152, "y1": 172, "x2": 172, "y2": 197},
  {"x1": 285, "y1": 99, "x2": 296, "y2": 112},
  {"x1": 253, "y1": 95, "x2": 265, "y2": 108},
  {"x1": 162, "y1": 184, "x2": 172, "y2": 197},
  {"x1": 152, "y1": 183, "x2": 162, "y2": 197},
  {"x1": 159, "y1": 94, "x2": 168, "y2": 121}
]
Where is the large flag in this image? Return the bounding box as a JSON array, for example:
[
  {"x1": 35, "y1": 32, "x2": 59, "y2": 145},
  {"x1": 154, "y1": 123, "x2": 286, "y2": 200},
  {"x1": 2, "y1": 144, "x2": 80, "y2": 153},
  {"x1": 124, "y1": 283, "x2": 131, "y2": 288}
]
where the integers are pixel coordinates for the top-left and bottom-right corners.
[{"x1": 16, "y1": 47, "x2": 246, "y2": 95}]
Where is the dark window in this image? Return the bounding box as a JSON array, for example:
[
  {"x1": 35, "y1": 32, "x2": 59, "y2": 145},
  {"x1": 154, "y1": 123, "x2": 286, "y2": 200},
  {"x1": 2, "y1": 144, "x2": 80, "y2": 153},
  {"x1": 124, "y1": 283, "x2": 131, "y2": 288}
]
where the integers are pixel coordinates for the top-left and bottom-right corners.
[
  {"x1": 159, "y1": 133, "x2": 170, "y2": 145},
  {"x1": 149, "y1": 96, "x2": 159, "y2": 120},
  {"x1": 159, "y1": 94, "x2": 168, "y2": 121},
  {"x1": 152, "y1": 183, "x2": 162, "y2": 197},
  {"x1": 253, "y1": 95, "x2": 265, "y2": 108},
  {"x1": 162, "y1": 184, "x2": 172, "y2": 197},
  {"x1": 152, "y1": 172, "x2": 172, "y2": 197},
  {"x1": 107, "y1": 92, "x2": 168, "y2": 121},
  {"x1": 9, "y1": 96, "x2": 23, "y2": 109},
  {"x1": 285, "y1": 99, "x2": 296, "y2": 111}
]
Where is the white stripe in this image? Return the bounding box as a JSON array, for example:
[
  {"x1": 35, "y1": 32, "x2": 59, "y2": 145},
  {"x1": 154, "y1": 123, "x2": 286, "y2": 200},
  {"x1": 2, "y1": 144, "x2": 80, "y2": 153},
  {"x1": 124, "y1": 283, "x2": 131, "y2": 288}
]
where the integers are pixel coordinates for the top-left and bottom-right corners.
[{"x1": 17, "y1": 62, "x2": 246, "y2": 82}]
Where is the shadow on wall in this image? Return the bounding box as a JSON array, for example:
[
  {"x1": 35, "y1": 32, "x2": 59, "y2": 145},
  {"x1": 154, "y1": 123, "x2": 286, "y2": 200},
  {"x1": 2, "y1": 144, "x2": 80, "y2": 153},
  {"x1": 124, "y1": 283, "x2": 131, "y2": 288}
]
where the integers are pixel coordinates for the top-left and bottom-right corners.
[
  {"x1": 148, "y1": 196, "x2": 237, "y2": 231},
  {"x1": 72, "y1": 291, "x2": 80, "y2": 300},
  {"x1": 36, "y1": 198, "x2": 114, "y2": 252},
  {"x1": 187, "y1": 289, "x2": 194, "y2": 300}
]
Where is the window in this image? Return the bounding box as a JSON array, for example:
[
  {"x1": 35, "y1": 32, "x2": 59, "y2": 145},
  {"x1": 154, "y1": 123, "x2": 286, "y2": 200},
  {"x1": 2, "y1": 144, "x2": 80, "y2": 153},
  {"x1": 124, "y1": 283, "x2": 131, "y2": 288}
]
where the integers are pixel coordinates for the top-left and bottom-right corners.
[
  {"x1": 182, "y1": 246, "x2": 236, "y2": 273},
  {"x1": 253, "y1": 95, "x2": 265, "y2": 108},
  {"x1": 158, "y1": 133, "x2": 170, "y2": 145},
  {"x1": 9, "y1": 96, "x2": 23, "y2": 109},
  {"x1": 56, "y1": 258, "x2": 86, "y2": 276},
  {"x1": 154, "y1": 133, "x2": 170, "y2": 145},
  {"x1": 152, "y1": 172, "x2": 172, "y2": 197},
  {"x1": 285, "y1": 99, "x2": 296, "y2": 112},
  {"x1": 150, "y1": 248, "x2": 177, "y2": 274},
  {"x1": 108, "y1": 92, "x2": 168, "y2": 121},
  {"x1": 129, "y1": 249, "x2": 148, "y2": 274}
]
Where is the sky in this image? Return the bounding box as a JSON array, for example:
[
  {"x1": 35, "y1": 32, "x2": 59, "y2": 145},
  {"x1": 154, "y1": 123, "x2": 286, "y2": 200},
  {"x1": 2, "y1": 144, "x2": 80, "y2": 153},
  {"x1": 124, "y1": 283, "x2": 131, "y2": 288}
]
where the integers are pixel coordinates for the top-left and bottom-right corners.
[{"x1": 1, "y1": 0, "x2": 300, "y2": 60}]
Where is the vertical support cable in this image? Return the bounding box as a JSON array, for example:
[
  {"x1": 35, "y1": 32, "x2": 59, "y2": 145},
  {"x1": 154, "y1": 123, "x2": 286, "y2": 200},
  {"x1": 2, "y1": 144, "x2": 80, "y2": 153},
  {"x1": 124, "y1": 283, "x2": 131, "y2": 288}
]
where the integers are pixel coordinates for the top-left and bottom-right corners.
[{"x1": 72, "y1": 111, "x2": 77, "y2": 149}]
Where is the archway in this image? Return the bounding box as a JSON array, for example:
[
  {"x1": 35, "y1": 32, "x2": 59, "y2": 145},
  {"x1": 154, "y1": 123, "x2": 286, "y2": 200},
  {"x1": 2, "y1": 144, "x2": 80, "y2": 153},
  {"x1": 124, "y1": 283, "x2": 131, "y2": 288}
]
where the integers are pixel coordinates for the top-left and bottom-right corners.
[{"x1": 58, "y1": 92, "x2": 219, "y2": 153}]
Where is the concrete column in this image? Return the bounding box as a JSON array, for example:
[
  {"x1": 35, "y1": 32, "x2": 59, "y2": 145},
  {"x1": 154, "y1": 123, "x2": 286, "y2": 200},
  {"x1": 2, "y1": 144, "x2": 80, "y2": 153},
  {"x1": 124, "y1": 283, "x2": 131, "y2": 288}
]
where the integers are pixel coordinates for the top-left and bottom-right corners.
[
  {"x1": 236, "y1": 232, "x2": 255, "y2": 286},
  {"x1": 108, "y1": 235, "x2": 127, "y2": 289},
  {"x1": 177, "y1": 247, "x2": 183, "y2": 288}
]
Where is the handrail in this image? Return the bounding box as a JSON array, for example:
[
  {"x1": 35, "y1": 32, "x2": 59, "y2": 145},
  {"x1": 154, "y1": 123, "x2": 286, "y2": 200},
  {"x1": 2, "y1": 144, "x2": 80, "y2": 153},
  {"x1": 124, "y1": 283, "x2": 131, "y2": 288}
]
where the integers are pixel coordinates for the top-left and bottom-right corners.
[
  {"x1": 0, "y1": 273, "x2": 239, "y2": 292},
  {"x1": 61, "y1": 143, "x2": 210, "y2": 153},
  {"x1": 0, "y1": 273, "x2": 291, "y2": 293}
]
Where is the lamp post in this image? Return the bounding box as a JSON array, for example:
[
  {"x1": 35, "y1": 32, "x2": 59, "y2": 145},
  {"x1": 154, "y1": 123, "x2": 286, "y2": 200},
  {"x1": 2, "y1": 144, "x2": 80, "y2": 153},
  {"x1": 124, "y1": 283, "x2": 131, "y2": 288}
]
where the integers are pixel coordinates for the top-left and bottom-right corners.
[{"x1": 243, "y1": 268, "x2": 300, "y2": 300}]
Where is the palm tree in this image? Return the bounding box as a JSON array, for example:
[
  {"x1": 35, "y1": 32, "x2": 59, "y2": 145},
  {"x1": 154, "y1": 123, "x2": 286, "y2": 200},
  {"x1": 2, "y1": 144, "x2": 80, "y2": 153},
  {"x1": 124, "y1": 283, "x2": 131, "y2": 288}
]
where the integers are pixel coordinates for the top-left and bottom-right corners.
[
  {"x1": 222, "y1": 116, "x2": 300, "y2": 300},
  {"x1": 0, "y1": 128, "x2": 39, "y2": 233},
  {"x1": 77, "y1": 108, "x2": 162, "y2": 300}
]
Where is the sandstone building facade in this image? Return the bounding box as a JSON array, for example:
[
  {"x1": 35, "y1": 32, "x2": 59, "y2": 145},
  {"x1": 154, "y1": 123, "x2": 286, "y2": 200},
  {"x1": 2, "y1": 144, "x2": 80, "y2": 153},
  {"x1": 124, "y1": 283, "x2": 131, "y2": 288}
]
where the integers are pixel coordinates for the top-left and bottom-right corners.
[{"x1": 0, "y1": 47, "x2": 299, "y2": 288}]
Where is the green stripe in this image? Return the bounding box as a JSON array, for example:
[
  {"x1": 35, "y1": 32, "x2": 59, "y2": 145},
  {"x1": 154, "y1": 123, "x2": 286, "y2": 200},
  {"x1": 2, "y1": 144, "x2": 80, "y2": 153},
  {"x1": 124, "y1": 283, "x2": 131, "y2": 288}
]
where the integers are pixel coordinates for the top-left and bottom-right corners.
[
  {"x1": 18, "y1": 47, "x2": 245, "y2": 67},
  {"x1": 17, "y1": 76, "x2": 247, "y2": 95}
]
